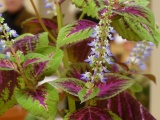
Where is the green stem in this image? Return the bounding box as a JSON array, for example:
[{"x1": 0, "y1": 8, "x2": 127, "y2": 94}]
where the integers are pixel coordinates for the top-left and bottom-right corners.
[
  {"x1": 55, "y1": 0, "x2": 75, "y2": 113},
  {"x1": 55, "y1": 1, "x2": 69, "y2": 68},
  {"x1": 62, "y1": 47, "x2": 69, "y2": 68},
  {"x1": 55, "y1": 1, "x2": 63, "y2": 31},
  {"x1": 68, "y1": 96, "x2": 76, "y2": 112},
  {"x1": 57, "y1": 108, "x2": 63, "y2": 118},
  {"x1": 56, "y1": 69, "x2": 61, "y2": 77},
  {"x1": 30, "y1": 0, "x2": 56, "y2": 43},
  {"x1": 79, "y1": 11, "x2": 85, "y2": 20},
  {"x1": 1, "y1": 24, "x2": 34, "y2": 90}
]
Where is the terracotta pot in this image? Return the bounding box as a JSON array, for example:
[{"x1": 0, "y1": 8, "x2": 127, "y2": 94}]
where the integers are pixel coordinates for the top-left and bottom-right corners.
[{"x1": 0, "y1": 105, "x2": 27, "y2": 120}]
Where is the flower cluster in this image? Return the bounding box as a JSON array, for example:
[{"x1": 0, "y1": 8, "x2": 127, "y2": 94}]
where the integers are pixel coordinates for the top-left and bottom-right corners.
[
  {"x1": 43, "y1": 0, "x2": 56, "y2": 14},
  {"x1": 0, "y1": 4, "x2": 19, "y2": 38},
  {"x1": 81, "y1": 25, "x2": 115, "y2": 83},
  {"x1": 0, "y1": 39, "x2": 6, "y2": 52},
  {"x1": 0, "y1": 3, "x2": 19, "y2": 58},
  {"x1": 127, "y1": 41, "x2": 154, "y2": 70}
]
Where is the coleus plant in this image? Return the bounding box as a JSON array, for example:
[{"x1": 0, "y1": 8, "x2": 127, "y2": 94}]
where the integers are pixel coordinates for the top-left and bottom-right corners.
[{"x1": 0, "y1": 0, "x2": 159, "y2": 120}]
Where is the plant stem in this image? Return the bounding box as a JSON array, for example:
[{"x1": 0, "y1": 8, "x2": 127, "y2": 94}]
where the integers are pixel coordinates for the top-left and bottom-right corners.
[
  {"x1": 79, "y1": 11, "x2": 85, "y2": 20},
  {"x1": 62, "y1": 47, "x2": 69, "y2": 68},
  {"x1": 30, "y1": 0, "x2": 57, "y2": 43},
  {"x1": 55, "y1": 0, "x2": 69, "y2": 68},
  {"x1": 56, "y1": 69, "x2": 61, "y2": 77},
  {"x1": 57, "y1": 108, "x2": 63, "y2": 118},
  {"x1": 55, "y1": 0, "x2": 63, "y2": 31},
  {"x1": 1, "y1": 26, "x2": 34, "y2": 90},
  {"x1": 55, "y1": 0, "x2": 75, "y2": 113},
  {"x1": 68, "y1": 96, "x2": 76, "y2": 112}
]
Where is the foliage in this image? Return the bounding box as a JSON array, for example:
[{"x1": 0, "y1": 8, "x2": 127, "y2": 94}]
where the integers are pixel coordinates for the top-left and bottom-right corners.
[{"x1": 0, "y1": 0, "x2": 159, "y2": 120}]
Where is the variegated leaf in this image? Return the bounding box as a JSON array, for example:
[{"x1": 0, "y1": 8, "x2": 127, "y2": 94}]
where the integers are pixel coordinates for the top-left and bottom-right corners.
[
  {"x1": 24, "y1": 48, "x2": 63, "y2": 82},
  {"x1": 64, "y1": 63, "x2": 91, "y2": 80},
  {"x1": 57, "y1": 20, "x2": 96, "y2": 48},
  {"x1": 4, "y1": 32, "x2": 49, "y2": 55},
  {"x1": 96, "y1": 73, "x2": 135, "y2": 100},
  {"x1": 50, "y1": 78, "x2": 85, "y2": 96},
  {"x1": 111, "y1": 5, "x2": 160, "y2": 44},
  {"x1": 119, "y1": 0, "x2": 150, "y2": 6},
  {"x1": 78, "y1": 87, "x2": 100, "y2": 103},
  {"x1": 15, "y1": 83, "x2": 59, "y2": 120},
  {"x1": 0, "y1": 59, "x2": 16, "y2": 70},
  {"x1": 0, "y1": 70, "x2": 24, "y2": 115}
]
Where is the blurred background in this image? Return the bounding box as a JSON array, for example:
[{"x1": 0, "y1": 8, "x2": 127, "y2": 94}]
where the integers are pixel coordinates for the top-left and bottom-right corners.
[{"x1": 0, "y1": 0, "x2": 160, "y2": 120}]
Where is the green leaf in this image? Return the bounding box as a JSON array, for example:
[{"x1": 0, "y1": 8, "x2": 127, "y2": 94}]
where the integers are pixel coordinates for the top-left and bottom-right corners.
[
  {"x1": 72, "y1": 0, "x2": 105, "y2": 18},
  {"x1": 112, "y1": 17, "x2": 160, "y2": 45},
  {"x1": 35, "y1": 32, "x2": 49, "y2": 50},
  {"x1": 0, "y1": 54, "x2": 5, "y2": 59},
  {"x1": 108, "y1": 110, "x2": 122, "y2": 120},
  {"x1": 78, "y1": 87, "x2": 100, "y2": 103},
  {"x1": 34, "y1": 46, "x2": 64, "y2": 75},
  {"x1": 26, "y1": 113, "x2": 45, "y2": 120},
  {"x1": 130, "y1": 82, "x2": 143, "y2": 92},
  {"x1": 34, "y1": 46, "x2": 56, "y2": 56},
  {"x1": 43, "y1": 48, "x2": 64, "y2": 76},
  {"x1": 57, "y1": 20, "x2": 96, "y2": 48},
  {"x1": 16, "y1": 51, "x2": 25, "y2": 63},
  {"x1": 13, "y1": 33, "x2": 34, "y2": 41},
  {"x1": 15, "y1": 83, "x2": 59, "y2": 120},
  {"x1": 119, "y1": 0, "x2": 150, "y2": 6}
]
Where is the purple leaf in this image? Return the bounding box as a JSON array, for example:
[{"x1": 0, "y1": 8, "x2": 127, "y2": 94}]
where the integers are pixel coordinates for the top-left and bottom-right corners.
[
  {"x1": 97, "y1": 92, "x2": 156, "y2": 120},
  {"x1": 96, "y1": 73, "x2": 135, "y2": 100},
  {"x1": 0, "y1": 59, "x2": 16, "y2": 70},
  {"x1": 65, "y1": 63, "x2": 91, "y2": 80},
  {"x1": 15, "y1": 83, "x2": 59, "y2": 119},
  {"x1": 0, "y1": 70, "x2": 22, "y2": 115},
  {"x1": 67, "y1": 38, "x2": 94, "y2": 62},
  {"x1": 22, "y1": 18, "x2": 58, "y2": 36},
  {"x1": 50, "y1": 78, "x2": 85, "y2": 96},
  {"x1": 65, "y1": 106, "x2": 121, "y2": 120}
]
